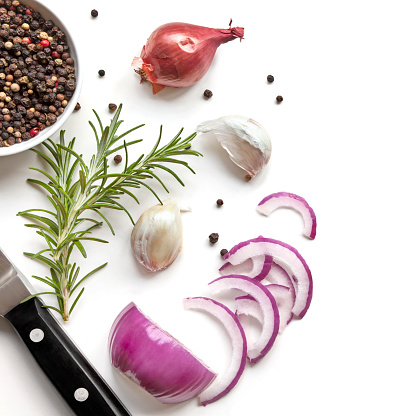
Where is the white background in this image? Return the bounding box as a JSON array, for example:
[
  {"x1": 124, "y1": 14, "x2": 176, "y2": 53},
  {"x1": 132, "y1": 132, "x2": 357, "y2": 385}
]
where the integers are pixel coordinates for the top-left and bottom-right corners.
[{"x1": 1, "y1": 0, "x2": 416, "y2": 415}]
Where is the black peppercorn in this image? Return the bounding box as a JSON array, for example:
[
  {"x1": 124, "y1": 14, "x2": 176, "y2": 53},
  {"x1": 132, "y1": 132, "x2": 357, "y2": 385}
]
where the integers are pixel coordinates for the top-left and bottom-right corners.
[
  {"x1": 32, "y1": 11, "x2": 42, "y2": 21},
  {"x1": 65, "y1": 79, "x2": 76, "y2": 91},
  {"x1": 108, "y1": 103, "x2": 117, "y2": 112},
  {"x1": 0, "y1": 4, "x2": 76, "y2": 148},
  {"x1": 276, "y1": 95, "x2": 283, "y2": 103},
  {"x1": 98, "y1": 69, "x2": 105, "y2": 77},
  {"x1": 203, "y1": 89, "x2": 213, "y2": 99},
  {"x1": 20, "y1": 97, "x2": 30, "y2": 107},
  {"x1": 220, "y1": 249, "x2": 228, "y2": 257},
  {"x1": 29, "y1": 20, "x2": 39, "y2": 30},
  {"x1": 216, "y1": 199, "x2": 224, "y2": 207},
  {"x1": 46, "y1": 113, "x2": 56, "y2": 125},
  {"x1": 44, "y1": 20, "x2": 54, "y2": 30},
  {"x1": 74, "y1": 102, "x2": 81, "y2": 111},
  {"x1": 114, "y1": 154, "x2": 122, "y2": 164},
  {"x1": 267, "y1": 75, "x2": 274, "y2": 83},
  {"x1": 91, "y1": 9, "x2": 98, "y2": 18},
  {"x1": 209, "y1": 233, "x2": 219, "y2": 244}
]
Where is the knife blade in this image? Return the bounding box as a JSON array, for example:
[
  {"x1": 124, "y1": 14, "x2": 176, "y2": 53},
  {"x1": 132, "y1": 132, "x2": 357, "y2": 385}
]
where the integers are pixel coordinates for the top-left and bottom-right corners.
[{"x1": 0, "y1": 247, "x2": 132, "y2": 416}]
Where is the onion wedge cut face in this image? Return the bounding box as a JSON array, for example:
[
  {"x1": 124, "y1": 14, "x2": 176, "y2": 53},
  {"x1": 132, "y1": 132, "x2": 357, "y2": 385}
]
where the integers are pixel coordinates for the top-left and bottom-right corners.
[
  {"x1": 236, "y1": 284, "x2": 295, "y2": 333},
  {"x1": 222, "y1": 236, "x2": 313, "y2": 318},
  {"x1": 109, "y1": 302, "x2": 217, "y2": 404},
  {"x1": 183, "y1": 297, "x2": 247, "y2": 406},
  {"x1": 209, "y1": 275, "x2": 279, "y2": 363},
  {"x1": 257, "y1": 192, "x2": 317, "y2": 239}
]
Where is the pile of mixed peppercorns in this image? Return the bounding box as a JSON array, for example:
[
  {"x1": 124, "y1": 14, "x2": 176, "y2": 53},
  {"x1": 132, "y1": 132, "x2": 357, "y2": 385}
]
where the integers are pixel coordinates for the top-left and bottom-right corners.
[{"x1": 0, "y1": 0, "x2": 76, "y2": 148}]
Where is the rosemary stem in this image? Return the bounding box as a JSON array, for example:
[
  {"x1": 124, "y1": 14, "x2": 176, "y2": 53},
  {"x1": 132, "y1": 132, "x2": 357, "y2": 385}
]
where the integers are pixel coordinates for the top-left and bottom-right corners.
[
  {"x1": 63, "y1": 286, "x2": 69, "y2": 321},
  {"x1": 20, "y1": 107, "x2": 200, "y2": 320}
]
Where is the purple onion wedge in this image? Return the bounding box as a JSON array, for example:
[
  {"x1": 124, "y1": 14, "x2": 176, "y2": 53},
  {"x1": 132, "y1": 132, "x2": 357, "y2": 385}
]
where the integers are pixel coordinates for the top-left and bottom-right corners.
[
  {"x1": 183, "y1": 297, "x2": 247, "y2": 406},
  {"x1": 209, "y1": 275, "x2": 279, "y2": 363},
  {"x1": 222, "y1": 236, "x2": 313, "y2": 318},
  {"x1": 109, "y1": 302, "x2": 216, "y2": 404},
  {"x1": 256, "y1": 192, "x2": 317, "y2": 239}
]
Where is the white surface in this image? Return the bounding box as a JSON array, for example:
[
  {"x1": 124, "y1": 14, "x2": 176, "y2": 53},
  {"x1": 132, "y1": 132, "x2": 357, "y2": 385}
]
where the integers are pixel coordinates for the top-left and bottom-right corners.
[{"x1": 0, "y1": 0, "x2": 415, "y2": 415}]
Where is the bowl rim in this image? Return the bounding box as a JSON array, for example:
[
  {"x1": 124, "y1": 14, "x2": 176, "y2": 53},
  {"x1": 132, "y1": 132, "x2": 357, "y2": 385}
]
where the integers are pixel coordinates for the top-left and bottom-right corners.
[{"x1": 0, "y1": 0, "x2": 83, "y2": 157}]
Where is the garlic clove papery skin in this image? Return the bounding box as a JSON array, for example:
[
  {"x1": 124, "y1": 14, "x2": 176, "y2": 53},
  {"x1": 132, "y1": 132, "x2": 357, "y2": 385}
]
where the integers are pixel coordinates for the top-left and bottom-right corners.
[
  {"x1": 197, "y1": 116, "x2": 272, "y2": 178},
  {"x1": 131, "y1": 200, "x2": 184, "y2": 272}
]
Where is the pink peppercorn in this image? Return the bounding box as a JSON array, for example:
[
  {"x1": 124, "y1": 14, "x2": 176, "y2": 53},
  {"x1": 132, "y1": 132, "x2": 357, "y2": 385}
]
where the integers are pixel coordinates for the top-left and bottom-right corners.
[
  {"x1": 30, "y1": 128, "x2": 39, "y2": 138},
  {"x1": 52, "y1": 51, "x2": 61, "y2": 59},
  {"x1": 40, "y1": 40, "x2": 49, "y2": 47},
  {"x1": 22, "y1": 37, "x2": 31, "y2": 44},
  {"x1": 26, "y1": 9, "x2": 32, "y2": 15}
]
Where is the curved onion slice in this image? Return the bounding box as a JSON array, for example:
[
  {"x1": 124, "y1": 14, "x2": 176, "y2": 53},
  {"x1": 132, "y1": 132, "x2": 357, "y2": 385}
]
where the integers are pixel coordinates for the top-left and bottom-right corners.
[
  {"x1": 219, "y1": 254, "x2": 270, "y2": 279},
  {"x1": 236, "y1": 284, "x2": 295, "y2": 333},
  {"x1": 209, "y1": 275, "x2": 279, "y2": 362},
  {"x1": 257, "y1": 192, "x2": 317, "y2": 239},
  {"x1": 109, "y1": 302, "x2": 216, "y2": 404},
  {"x1": 183, "y1": 297, "x2": 247, "y2": 406},
  {"x1": 222, "y1": 236, "x2": 313, "y2": 318},
  {"x1": 219, "y1": 255, "x2": 273, "y2": 281}
]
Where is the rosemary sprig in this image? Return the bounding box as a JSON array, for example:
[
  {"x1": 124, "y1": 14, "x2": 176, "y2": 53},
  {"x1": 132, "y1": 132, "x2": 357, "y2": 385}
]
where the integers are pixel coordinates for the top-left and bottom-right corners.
[{"x1": 17, "y1": 104, "x2": 201, "y2": 321}]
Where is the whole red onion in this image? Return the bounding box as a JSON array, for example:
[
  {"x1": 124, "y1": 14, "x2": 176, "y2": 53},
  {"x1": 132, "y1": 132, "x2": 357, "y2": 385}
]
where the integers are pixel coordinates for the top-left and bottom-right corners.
[{"x1": 132, "y1": 22, "x2": 244, "y2": 94}]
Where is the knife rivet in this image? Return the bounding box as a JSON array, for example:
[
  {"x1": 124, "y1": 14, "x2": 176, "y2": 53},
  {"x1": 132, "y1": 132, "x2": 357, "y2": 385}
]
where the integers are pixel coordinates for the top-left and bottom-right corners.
[
  {"x1": 74, "y1": 387, "x2": 89, "y2": 402},
  {"x1": 29, "y1": 328, "x2": 44, "y2": 343}
]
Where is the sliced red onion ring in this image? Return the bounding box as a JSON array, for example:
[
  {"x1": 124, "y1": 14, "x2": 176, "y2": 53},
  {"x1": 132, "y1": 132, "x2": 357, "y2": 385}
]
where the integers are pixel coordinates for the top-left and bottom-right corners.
[
  {"x1": 109, "y1": 302, "x2": 216, "y2": 404},
  {"x1": 219, "y1": 254, "x2": 268, "y2": 278},
  {"x1": 236, "y1": 284, "x2": 295, "y2": 333},
  {"x1": 222, "y1": 236, "x2": 313, "y2": 318},
  {"x1": 257, "y1": 192, "x2": 317, "y2": 239},
  {"x1": 183, "y1": 297, "x2": 247, "y2": 406},
  {"x1": 209, "y1": 274, "x2": 279, "y2": 362}
]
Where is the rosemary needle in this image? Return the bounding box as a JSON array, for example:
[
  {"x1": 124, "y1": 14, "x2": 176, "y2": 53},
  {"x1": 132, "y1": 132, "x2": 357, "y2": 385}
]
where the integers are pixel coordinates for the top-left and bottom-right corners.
[{"x1": 17, "y1": 104, "x2": 201, "y2": 321}]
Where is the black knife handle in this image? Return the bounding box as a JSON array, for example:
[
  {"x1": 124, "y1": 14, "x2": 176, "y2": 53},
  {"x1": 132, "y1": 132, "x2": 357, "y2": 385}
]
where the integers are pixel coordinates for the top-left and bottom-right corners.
[{"x1": 5, "y1": 297, "x2": 131, "y2": 416}]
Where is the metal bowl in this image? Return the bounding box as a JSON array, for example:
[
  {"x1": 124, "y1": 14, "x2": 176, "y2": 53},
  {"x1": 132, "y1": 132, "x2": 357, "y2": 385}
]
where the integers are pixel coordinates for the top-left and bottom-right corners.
[{"x1": 0, "y1": 0, "x2": 82, "y2": 157}]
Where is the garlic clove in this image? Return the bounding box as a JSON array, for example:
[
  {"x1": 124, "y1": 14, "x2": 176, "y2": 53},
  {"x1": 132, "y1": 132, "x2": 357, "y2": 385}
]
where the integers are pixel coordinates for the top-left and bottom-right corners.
[
  {"x1": 131, "y1": 200, "x2": 184, "y2": 272},
  {"x1": 197, "y1": 115, "x2": 272, "y2": 178}
]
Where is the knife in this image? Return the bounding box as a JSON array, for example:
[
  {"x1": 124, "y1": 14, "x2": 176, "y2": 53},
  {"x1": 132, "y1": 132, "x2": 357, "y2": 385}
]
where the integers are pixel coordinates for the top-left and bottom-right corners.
[{"x1": 0, "y1": 247, "x2": 132, "y2": 416}]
